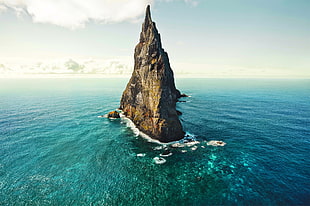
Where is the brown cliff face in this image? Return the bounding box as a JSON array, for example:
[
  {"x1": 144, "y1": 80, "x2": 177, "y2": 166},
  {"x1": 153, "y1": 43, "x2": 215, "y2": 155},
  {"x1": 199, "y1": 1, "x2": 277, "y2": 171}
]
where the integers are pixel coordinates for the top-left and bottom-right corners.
[{"x1": 120, "y1": 5, "x2": 184, "y2": 143}]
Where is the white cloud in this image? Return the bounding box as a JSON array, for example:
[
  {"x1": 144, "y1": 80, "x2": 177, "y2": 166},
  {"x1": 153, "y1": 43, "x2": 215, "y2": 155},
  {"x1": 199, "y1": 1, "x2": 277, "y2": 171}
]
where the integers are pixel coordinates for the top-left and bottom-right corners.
[
  {"x1": 1, "y1": 56, "x2": 307, "y2": 79},
  {"x1": 184, "y1": 0, "x2": 198, "y2": 7},
  {"x1": 0, "y1": 0, "x2": 199, "y2": 29},
  {"x1": 0, "y1": 57, "x2": 133, "y2": 75},
  {"x1": 159, "y1": 0, "x2": 199, "y2": 7},
  {"x1": 0, "y1": 0, "x2": 153, "y2": 29},
  {"x1": 0, "y1": 4, "x2": 6, "y2": 12}
]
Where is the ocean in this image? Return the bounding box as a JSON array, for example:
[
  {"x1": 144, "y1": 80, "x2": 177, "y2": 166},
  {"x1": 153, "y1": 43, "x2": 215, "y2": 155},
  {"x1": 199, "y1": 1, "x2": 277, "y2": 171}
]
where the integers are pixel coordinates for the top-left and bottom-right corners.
[{"x1": 0, "y1": 78, "x2": 309, "y2": 205}]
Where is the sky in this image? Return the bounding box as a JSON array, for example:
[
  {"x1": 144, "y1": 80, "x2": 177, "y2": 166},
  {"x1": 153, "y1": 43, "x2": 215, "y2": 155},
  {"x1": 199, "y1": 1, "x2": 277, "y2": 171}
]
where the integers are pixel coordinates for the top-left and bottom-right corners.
[{"x1": 0, "y1": 0, "x2": 309, "y2": 78}]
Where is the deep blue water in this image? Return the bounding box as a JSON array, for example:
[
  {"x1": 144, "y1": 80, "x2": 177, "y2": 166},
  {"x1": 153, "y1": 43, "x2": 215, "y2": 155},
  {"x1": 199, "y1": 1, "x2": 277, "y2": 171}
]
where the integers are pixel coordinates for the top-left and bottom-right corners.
[{"x1": 0, "y1": 78, "x2": 309, "y2": 205}]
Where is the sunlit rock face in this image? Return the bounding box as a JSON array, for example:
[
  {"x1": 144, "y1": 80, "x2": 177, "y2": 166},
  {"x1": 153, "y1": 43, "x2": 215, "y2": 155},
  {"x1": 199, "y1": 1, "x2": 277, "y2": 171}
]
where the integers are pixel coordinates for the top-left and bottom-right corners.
[{"x1": 120, "y1": 5, "x2": 184, "y2": 143}]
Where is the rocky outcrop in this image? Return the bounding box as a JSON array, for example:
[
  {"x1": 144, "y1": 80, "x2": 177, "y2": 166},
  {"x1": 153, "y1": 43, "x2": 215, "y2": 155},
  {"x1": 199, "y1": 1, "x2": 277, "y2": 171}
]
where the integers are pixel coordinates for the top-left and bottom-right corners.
[
  {"x1": 108, "y1": 111, "x2": 120, "y2": 118},
  {"x1": 120, "y1": 5, "x2": 184, "y2": 143},
  {"x1": 207, "y1": 141, "x2": 226, "y2": 147}
]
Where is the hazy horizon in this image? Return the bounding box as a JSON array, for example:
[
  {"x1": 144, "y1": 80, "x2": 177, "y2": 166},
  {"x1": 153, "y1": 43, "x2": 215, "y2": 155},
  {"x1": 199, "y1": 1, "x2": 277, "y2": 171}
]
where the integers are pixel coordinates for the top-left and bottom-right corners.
[{"x1": 1, "y1": 0, "x2": 309, "y2": 78}]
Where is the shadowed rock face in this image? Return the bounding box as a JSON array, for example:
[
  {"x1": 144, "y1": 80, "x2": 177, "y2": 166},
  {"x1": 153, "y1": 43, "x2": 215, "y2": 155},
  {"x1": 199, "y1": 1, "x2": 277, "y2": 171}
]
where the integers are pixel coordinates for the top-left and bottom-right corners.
[{"x1": 120, "y1": 5, "x2": 184, "y2": 143}]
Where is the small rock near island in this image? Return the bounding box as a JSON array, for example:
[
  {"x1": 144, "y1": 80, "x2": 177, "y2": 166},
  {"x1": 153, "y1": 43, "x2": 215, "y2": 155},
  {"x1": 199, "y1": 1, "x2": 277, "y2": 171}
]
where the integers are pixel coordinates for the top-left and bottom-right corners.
[{"x1": 107, "y1": 111, "x2": 120, "y2": 118}]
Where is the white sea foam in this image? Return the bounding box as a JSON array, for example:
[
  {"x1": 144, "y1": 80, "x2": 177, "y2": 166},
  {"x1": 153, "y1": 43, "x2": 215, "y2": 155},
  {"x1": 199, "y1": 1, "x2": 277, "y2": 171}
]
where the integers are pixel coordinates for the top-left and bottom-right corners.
[
  {"x1": 120, "y1": 114, "x2": 167, "y2": 144},
  {"x1": 136, "y1": 153, "x2": 146, "y2": 157},
  {"x1": 119, "y1": 112, "x2": 201, "y2": 146},
  {"x1": 122, "y1": 117, "x2": 140, "y2": 136},
  {"x1": 97, "y1": 115, "x2": 107, "y2": 118},
  {"x1": 170, "y1": 132, "x2": 200, "y2": 148},
  {"x1": 185, "y1": 141, "x2": 200, "y2": 147},
  {"x1": 171, "y1": 143, "x2": 185, "y2": 148},
  {"x1": 191, "y1": 146, "x2": 198, "y2": 151},
  {"x1": 160, "y1": 152, "x2": 173, "y2": 157},
  {"x1": 153, "y1": 146, "x2": 165, "y2": 150},
  {"x1": 108, "y1": 117, "x2": 119, "y2": 120},
  {"x1": 153, "y1": 157, "x2": 166, "y2": 164}
]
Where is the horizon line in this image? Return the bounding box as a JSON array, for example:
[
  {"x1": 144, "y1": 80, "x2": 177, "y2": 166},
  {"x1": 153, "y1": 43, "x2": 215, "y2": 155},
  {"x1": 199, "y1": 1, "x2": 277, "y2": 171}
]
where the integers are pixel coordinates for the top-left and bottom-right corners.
[{"x1": 0, "y1": 74, "x2": 309, "y2": 80}]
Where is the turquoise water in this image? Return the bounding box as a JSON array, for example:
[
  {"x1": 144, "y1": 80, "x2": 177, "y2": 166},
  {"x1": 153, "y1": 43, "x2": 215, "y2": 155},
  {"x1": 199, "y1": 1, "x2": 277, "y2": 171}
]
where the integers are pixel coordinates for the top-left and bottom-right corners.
[{"x1": 0, "y1": 78, "x2": 309, "y2": 205}]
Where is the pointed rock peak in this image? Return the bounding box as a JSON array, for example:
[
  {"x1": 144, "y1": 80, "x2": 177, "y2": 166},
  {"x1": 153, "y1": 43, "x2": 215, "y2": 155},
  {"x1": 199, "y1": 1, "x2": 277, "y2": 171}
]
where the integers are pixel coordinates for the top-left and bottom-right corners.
[
  {"x1": 144, "y1": 5, "x2": 152, "y2": 25},
  {"x1": 120, "y1": 5, "x2": 184, "y2": 142}
]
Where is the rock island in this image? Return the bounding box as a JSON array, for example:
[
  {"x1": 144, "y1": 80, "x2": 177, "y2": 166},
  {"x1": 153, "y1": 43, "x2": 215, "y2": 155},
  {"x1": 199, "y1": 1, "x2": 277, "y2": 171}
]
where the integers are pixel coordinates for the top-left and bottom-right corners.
[{"x1": 120, "y1": 5, "x2": 184, "y2": 143}]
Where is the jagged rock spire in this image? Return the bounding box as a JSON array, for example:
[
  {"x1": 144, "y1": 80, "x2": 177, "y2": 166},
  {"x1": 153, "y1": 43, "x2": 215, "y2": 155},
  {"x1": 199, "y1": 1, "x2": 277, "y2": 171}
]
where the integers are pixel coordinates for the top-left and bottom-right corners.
[
  {"x1": 145, "y1": 5, "x2": 151, "y2": 24},
  {"x1": 120, "y1": 5, "x2": 184, "y2": 143},
  {"x1": 139, "y1": 5, "x2": 161, "y2": 49}
]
